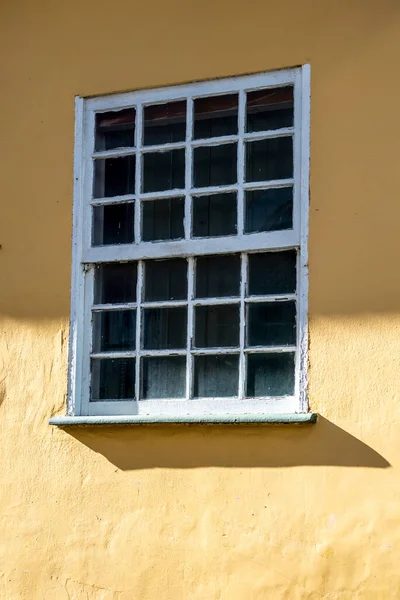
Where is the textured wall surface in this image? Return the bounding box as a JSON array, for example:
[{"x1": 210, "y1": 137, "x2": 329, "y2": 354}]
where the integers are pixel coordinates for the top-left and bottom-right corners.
[{"x1": 1, "y1": 0, "x2": 400, "y2": 598}]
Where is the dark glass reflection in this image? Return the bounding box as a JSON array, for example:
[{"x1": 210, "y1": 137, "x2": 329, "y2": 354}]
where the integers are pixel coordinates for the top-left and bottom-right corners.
[
  {"x1": 142, "y1": 197, "x2": 184, "y2": 242},
  {"x1": 143, "y1": 150, "x2": 185, "y2": 193},
  {"x1": 247, "y1": 301, "x2": 296, "y2": 347},
  {"x1": 194, "y1": 355, "x2": 239, "y2": 398},
  {"x1": 245, "y1": 187, "x2": 292, "y2": 233},
  {"x1": 195, "y1": 254, "x2": 240, "y2": 298},
  {"x1": 193, "y1": 144, "x2": 237, "y2": 188},
  {"x1": 246, "y1": 138, "x2": 292, "y2": 182},
  {"x1": 192, "y1": 193, "x2": 237, "y2": 238},
  {"x1": 92, "y1": 310, "x2": 136, "y2": 352},
  {"x1": 194, "y1": 94, "x2": 238, "y2": 139},
  {"x1": 95, "y1": 109, "x2": 136, "y2": 151},
  {"x1": 194, "y1": 305, "x2": 239, "y2": 348},
  {"x1": 143, "y1": 307, "x2": 187, "y2": 350},
  {"x1": 142, "y1": 356, "x2": 186, "y2": 399},
  {"x1": 94, "y1": 263, "x2": 137, "y2": 304},
  {"x1": 246, "y1": 352, "x2": 295, "y2": 397},
  {"x1": 246, "y1": 87, "x2": 293, "y2": 133},
  {"x1": 93, "y1": 156, "x2": 135, "y2": 198},
  {"x1": 248, "y1": 251, "x2": 296, "y2": 296},
  {"x1": 93, "y1": 203, "x2": 134, "y2": 246},
  {"x1": 91, "y1": 358, "x2": 135, "y2": 400},
  {"x1": 144, "y1": 258, "x2": 187, "y2": 301}
]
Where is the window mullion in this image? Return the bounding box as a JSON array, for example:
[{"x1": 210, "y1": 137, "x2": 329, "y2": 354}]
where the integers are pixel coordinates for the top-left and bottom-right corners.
[
  {"x1": 184, "y1": 98, "x2": 193, "y2": 239},
  {"x1": 135, "y1": 260, "x2": 144, "y2": 401},
  {"x1": 237, "y1": 89, "x2": 245, "y2": 236},
  {"x1": 238, "y1": 252, "x2": 247, "y2": 400},
  {"x1": 134, "y1": 103, "x2": 143, "y2": 244},
  {"x1": 186, "y1": 256, "x2": 195, "y2": 400}
]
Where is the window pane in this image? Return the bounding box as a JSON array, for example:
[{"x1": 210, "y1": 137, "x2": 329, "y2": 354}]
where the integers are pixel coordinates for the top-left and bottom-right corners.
[
  {"x1": 195, "y1": 254, "x2": 240, "y2": 298},
  {"x1": 91, "y1": 358, "x2": 135, "y2": 400},
  {"x1": 93, "y1": 203, "x2": 134, "y2": 246},
  {"x1": 194, "y1": 94, "x2": 238, "y2": 139},
  {"x1": 144, "y1": 101, "x2": 186, "y2": 146},
  {"x1": 92, "y1": 310, "x2": 136, "y2": 352},
  {"x1": 94, "y1": 263, "x2": 137, "y2": 304},
  {"x1": 142, "y1": 197, "x2": 184, "y2": 242},
  {"x1": 194, "y1": 355, "x2": 239, "y2": 398},
  {"x1": 245, "y1": 138, "x2": 292, "y2": 182},
  {"x1": 144, "y1": 258, "x2": 187, "y2": 301},
  {"x1": 246, "y1": 87, "x2": 293, "y2": 133},
  {"x1": 193, "y1": 144, "x2": 237, "y2": 188},
  {"x1": 194, "y1": 305, "x2": 239, "y2": 348},
  {"x1": 142, "y1": 356, "x2": 186, "y2": 399},
  {"x1": 248, "y1": 251, "x2": 296, "y2": 296},
  {"x1": 143, "y1": 307, "x2": 187, "y2": 350},
  {"x1": 247, "y1": 301, "x2": 296, "y2": 347},
  {"x1": 246, "y1": 353, "x2": 295, "y2": 397},
  {"x1": 142, "y1": 149, "x2": 185, "y2": 193},
  {"x1": 95, "y1": 109, "x2": 136, "y2": 151},
  {"x1": 245, "y1": 187, "x2": 292, "y2": 233},
  {"x1": 192, "y1": 193, "x2": 237, "y2": 238},
  {"x1": 93, "y1": 156, "x2": 135, "y2": 198}
]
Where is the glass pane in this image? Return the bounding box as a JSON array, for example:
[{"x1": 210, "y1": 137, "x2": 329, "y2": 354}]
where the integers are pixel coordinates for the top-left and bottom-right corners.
[
  {"x1": 246, "y1": 87, "x2": 293, "y2": 133},
  {"x1": 144, "y1": 258, "x2": 187, "y2": 301},
  {"x1": 194, "y1": 305, "x2": 239, "y2": 348},
  {"x1": 93, "y1": 156, "x2": 135, "y2": 198},
  {"x1": 94, "y1": 263, "x2": 137, "y2": 304},
  {"x1": 92, "y1": 310, "x2": 136, "y2": 352},
  {"x1": 193, "y1": 144, "x2": 237, "y2": 188},
  {"x1": 142, "y1": 197, "x2": 184, "y2": 242},
  {"x1": 91, "y1": 358, "x2": 135, "y2": 401},
  {"x1": 195, "y1": 254, "x2": 240, "y2": 298},
  {"x1": 192, "y1": 193, "x2": 237, "y2": 238},
  {"x1": 248, "y1": 251, "x2": 296, "y2": 296},
  {"x1": 143, "y1": 307, "x2": 187, "y2": 350},
  {"x1": 194, "y1": 94, "x2": 238, "y2": 139},
  {"x1": 95, "y1": 109, "x2": 135, "y2": 151},
  {"x1": 246, "y1": 352, "x2": 295, "y2": 397},
  {"x1": 247, "y1": 301, "x2": 296, "y2": 347},
  {"x1": 245, "y1": 138, "x2": 292, "y2": 182},
  {"x1": 245, "y1": 187, "x2": 292, "y2": 233},
  {"x1": 93, "y1": 203, "x2": 134, "y2": 246},
  {"x1": 194, "y1": 355, "x2": 239, "y2": 398},
  {"x1": 142, "y1": 356, "x2": 186, "y2": 399},
  {"x1": 144, "y1": 101, "x2": 186, "y2": 146},
  {"x1": 142, "y1": 149, "x2": 185, "y2": 193}
]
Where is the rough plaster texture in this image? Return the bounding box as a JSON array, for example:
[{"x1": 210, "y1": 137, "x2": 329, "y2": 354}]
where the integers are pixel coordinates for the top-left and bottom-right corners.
[{"x1": 1, "y1": 0, "x2": 400, "y2": 597}]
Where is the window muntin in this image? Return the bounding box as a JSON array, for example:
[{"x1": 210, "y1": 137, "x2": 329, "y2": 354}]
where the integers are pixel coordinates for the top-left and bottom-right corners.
[{"x1": 72, "y1": 67, "x2": 309, "y2": 416}]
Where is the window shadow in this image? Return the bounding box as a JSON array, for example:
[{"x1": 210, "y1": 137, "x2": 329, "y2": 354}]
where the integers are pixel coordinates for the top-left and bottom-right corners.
[{"x1": 64, "y1": 415, "x2": 390, "y2": 470}]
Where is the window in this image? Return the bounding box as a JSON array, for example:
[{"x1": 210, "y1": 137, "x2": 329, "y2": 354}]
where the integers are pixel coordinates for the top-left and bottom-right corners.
[{"x1": 70, "y1": 67, "x2": 310, "y2": 417}]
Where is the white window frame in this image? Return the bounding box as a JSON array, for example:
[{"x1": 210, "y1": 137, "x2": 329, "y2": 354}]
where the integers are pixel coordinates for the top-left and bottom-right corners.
[{"x1": 68, "y1": 65, "x2": 310, "y2": 417}]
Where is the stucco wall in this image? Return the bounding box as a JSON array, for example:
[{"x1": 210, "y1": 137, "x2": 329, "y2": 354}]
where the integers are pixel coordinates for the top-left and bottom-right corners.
[{"x1": 1, "y1": 0, "x2": 400, "y2": 597}]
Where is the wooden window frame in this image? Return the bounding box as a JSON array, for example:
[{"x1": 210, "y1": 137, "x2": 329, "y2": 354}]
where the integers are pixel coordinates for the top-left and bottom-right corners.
[{"x1": 68, "y1": 66, "x2": 310, "y2": 417}]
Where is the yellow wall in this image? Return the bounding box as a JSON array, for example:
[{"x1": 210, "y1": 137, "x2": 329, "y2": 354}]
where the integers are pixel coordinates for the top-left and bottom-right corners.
[{"x1": 1, "y1": 0, "x2": 400, "y2": 597}]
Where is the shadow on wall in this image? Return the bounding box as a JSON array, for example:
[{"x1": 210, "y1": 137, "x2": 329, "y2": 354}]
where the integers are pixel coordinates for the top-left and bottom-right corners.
[{"x1": 64, "y1": 416, "x2": 390, "y2": 470}]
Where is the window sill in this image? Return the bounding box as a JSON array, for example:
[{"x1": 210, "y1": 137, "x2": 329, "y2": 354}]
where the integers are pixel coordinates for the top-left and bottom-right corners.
[{"x1": 49, "y1": 413, "x2": 317, "y2": 427}]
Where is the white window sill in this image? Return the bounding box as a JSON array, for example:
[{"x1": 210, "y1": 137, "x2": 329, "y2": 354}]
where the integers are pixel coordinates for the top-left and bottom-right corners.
[{"x1": 49, "y1": 413, "x2": 317, "y2": 427}]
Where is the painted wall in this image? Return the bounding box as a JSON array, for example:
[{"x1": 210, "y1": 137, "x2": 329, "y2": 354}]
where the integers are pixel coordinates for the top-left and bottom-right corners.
[{"x1": 1, "y1": 0, "x2": 400, "y2": 597}]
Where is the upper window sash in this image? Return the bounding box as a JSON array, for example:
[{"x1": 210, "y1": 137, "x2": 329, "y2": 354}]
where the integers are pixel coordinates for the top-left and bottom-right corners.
[{"x1": 79, "y1": 69, "x2": 302, "y2": 263}]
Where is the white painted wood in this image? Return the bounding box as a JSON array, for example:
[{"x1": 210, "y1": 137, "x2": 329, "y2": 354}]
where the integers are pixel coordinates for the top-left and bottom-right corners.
[
  {"x1": 186, "y1": 256, "x2": 194, "y2": 399},
  {"x1": 70, "y1": 67, "x2": 310, "y2": 417},
  {"x1": 84, "y1": 230, "x2": 299, "y2": 263},
  {"x1": 85, "y1": 68, "x2": 297, "y2": 112},
  {"x1": 134, "y1": 260, "x2": 143, "y2": 401},
  {"x1": 297, "y1": 64, "x2": 311, "y2": 412},
  {"x1": 238, "y1": 253, "x2": 247, "y2": 399},
  {"x1": 67, "y1": 96, "x2": 85, "y2": 415},
  {"x1": 87, "y1": 396, "x2": 297, "y2": 416}
]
